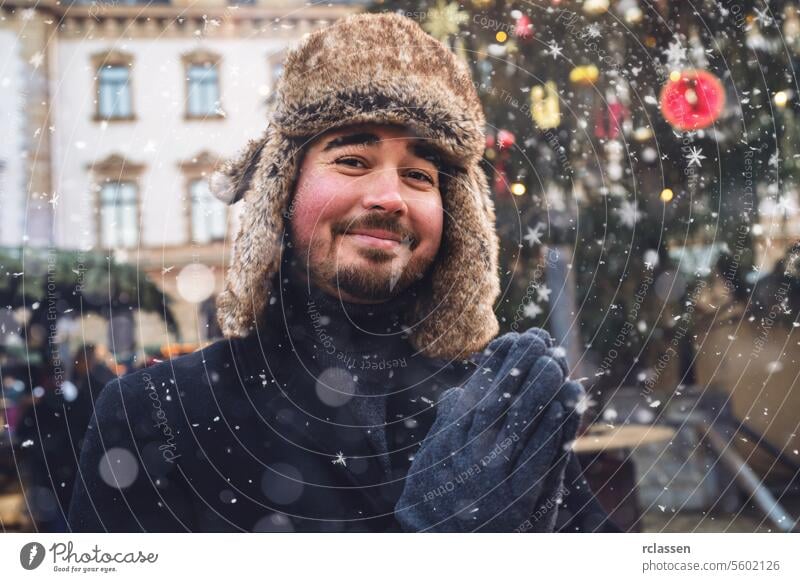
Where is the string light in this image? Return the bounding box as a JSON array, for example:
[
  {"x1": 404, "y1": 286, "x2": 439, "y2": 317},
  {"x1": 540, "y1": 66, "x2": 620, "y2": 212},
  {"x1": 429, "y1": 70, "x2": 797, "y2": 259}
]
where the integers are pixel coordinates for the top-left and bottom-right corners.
[{"x1": 510, "y1": 182, "x2": 527, "y2": 196}]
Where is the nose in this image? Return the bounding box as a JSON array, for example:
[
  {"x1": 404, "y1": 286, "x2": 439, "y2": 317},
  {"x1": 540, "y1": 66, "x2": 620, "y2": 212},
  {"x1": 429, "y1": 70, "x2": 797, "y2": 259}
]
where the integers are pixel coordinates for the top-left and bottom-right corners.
[{"x1": 360, "y1": 171, "x2": 408, "y2": 216}]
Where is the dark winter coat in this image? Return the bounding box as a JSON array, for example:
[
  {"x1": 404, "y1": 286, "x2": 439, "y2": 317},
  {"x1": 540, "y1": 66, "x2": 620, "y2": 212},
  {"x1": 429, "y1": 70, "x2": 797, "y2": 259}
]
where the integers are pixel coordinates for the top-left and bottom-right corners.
[{"x1": 68, "y1": 267, "x2": 618, "y2": 532}]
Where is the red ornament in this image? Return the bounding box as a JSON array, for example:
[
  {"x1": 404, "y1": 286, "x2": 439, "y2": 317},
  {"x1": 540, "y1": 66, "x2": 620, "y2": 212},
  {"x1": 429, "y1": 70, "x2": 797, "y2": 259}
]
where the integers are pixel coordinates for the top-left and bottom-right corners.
[
  {"x1": 497, "y1": 129, "x2": 516, "y2": 150},
  {"x1": 514, "y1": 14, "x2": 534, "y2": 40},
  {"x1": 659, "y1": 69, "x2": 725, "y2": 131},
  {"x1": 493, "y1": 160, "x2": 510, "y2": 196},
  {"x1": 594, "y1": 101, "x2": 630, "y2": 139}
]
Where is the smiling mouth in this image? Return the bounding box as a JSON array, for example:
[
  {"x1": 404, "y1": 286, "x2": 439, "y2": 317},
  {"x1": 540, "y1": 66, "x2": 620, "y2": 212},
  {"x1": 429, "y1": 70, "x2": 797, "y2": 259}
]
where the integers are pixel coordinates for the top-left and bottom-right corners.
[
  {"x1": 346, "y1": 232, "x2": 404, "y2": 250},
  {"x1": 342, "y1": 227, "x2": 414, "y2": 251}
]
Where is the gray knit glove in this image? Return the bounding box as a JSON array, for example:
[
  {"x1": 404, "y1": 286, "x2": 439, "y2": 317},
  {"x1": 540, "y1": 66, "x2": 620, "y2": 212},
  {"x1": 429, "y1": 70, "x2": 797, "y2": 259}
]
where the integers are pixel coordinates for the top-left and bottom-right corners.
[{"x1": 395, "y1": 328, "x2": 584, "y2": 532}]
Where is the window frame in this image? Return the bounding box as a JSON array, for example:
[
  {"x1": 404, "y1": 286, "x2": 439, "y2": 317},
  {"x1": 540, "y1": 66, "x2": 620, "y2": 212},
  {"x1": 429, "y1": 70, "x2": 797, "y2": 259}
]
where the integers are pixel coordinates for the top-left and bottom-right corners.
[
  {"x1": 91, "y1": 50, "x2": 135, "y2": 122},
  {"x1": 98, "y1": 180, "x2": 140, "y2": 249},
  {"x1": 88, "y1": 154, "x2": 145, "y2": 249},
  {"x1": 182, "y1": 50, "x2": 224, "y2": 121},
  {"x1": 188, "y1": 177, "x2": 228, "y2": 244},
  {"x1": 178, "y1": 151, "x2": 228, "y2": 245}
]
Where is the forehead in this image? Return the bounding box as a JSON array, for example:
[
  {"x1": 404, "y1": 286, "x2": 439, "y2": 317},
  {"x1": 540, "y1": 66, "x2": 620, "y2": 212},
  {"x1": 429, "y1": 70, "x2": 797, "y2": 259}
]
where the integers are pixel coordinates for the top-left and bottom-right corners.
[
  {"x1": 323, "y1": 122, "x2": 415, "y2": 140},
  {"x1": 316, "y1": 123, "x2": 445, "y2": 165}
]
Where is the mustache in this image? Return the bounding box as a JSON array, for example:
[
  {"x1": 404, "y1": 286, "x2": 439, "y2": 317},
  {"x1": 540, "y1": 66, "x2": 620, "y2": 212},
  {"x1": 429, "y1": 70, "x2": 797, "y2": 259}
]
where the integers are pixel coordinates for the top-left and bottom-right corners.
[{"x1": 333, "y1": 213, "x2": 417, "y2": 247}]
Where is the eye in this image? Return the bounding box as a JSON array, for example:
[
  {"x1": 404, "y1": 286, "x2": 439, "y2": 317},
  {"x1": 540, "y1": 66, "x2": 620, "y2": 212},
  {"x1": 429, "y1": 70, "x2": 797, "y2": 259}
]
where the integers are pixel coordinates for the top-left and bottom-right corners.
[
  {"x1": 407, "y1": 170, "x2": 435, "y2": 185},
  {"x1": 334, "y1": 156, "x2": 366, "y2": 168}
]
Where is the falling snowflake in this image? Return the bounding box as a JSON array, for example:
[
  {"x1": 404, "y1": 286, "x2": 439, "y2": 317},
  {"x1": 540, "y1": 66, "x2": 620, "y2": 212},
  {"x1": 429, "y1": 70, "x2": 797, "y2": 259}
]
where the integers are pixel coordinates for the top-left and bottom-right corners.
[
  {"x1": 585, "y1": 24, "x2": 602, "y2": 39},
  {"x1": 332, "y1": 452, "x2": 347, "y2": 467},
  {"x1": 21, "y1": 439, "x2": 34, "y2": 448},
  {"x1": 546, "y1": 40, "x2": 564, "y2": 60},
  {"x1": 643, "y1": 249, "x2": 659, "y2": 270},
  {"x1": 523, "y1": 223, "x2": 543, "y2": 247},
  {"x1": 753, "y1": 7, "x2": 774, "y2": 28},
  {"x1": 685, "y1": 146, "x2": 706, "y2": 168},
  {"x1": 663, "y1": 40, "x2": 687, "y2": 68},
  {"x1": 535, "y1": 284, "x2": 551, "y2": 303},
  {"x1": 615, "y1": 200, "x2": 639, "y2": 228},
  {"x1": 575, "y1": 392, "x2": 597, "y2": 415},
  {"x1": 523, "y1": 302, "x2": 542, "y2": 319},
  {"x1": 766, "y1": 361, "x2": 783, "y2": 373},
  {"x1": 29, "y1": 52, "x2": 44, "y2": 70}
]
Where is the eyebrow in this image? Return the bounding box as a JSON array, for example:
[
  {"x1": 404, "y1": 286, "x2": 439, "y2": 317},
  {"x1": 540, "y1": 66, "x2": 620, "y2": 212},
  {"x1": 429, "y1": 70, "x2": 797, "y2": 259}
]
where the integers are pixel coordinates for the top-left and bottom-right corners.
[
  {"x1": 322, "y1": 131, "x2": 444, "y2": 169},
  {"x1": 322, "y1": 132, "x2": 379, "y2": 151}
]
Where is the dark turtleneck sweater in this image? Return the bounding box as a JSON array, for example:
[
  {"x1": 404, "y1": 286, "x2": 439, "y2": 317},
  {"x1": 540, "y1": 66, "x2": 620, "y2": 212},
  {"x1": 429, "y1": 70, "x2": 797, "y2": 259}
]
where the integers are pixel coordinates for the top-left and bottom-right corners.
[{"x1": 266, "y1": 249, "x2": 471, "y2": 503}]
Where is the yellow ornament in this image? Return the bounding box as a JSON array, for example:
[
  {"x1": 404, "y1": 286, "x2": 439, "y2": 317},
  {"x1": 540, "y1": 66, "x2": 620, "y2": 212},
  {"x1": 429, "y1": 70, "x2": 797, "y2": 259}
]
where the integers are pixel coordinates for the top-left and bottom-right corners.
[
  {"x1": 531, "y1": 81, "x2": 561, "y2": 129},
  {"x1": 583, "y1": 0, "x2": 610, "y2": 16},
  {"x1": 470, "y1": 0, "x2": 493, "y2": 9},
  {"x1": 424, "y1": 0, "x2": 470, "y2": 42},
  {"x1": 569, "y1": 65, "x2": 600, "y2": 86}
]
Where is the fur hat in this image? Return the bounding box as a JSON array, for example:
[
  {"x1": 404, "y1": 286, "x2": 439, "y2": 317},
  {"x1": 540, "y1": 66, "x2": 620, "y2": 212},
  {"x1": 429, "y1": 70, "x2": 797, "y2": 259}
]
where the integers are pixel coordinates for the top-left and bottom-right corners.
[{"x1": 212, "y1": 12, "x2": 500, "y2": 360}]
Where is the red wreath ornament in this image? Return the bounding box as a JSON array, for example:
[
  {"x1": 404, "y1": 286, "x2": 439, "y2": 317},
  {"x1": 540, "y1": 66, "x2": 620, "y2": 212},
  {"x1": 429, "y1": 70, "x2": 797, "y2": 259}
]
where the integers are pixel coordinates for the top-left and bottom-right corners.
[{"x1": 659, "y1": 69, "x2": 725, "y2": 131}]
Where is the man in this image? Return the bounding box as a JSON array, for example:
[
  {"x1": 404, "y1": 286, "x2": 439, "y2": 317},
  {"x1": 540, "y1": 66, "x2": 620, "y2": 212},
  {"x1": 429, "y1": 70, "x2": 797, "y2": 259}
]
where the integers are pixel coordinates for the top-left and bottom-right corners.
[{"x1": 68, "y1": 12, "x2": 617, "y2": 532}]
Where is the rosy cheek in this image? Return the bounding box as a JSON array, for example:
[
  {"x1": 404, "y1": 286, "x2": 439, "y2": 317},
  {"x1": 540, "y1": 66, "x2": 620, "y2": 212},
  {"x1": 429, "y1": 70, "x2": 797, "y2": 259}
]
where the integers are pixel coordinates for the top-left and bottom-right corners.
[
  {"x1": 415, "y1": 200, "x2": 444, "y2": 251},
  {"x1": 290, "y1": 174, "x2": 344, "y2": 244}
]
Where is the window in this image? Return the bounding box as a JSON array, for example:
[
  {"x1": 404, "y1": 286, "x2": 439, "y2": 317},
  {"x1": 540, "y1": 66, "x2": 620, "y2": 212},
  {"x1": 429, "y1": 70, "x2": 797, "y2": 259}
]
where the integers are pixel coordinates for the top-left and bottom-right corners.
[
  {"x1": 183, "y1": 51, "x2": 223, "y2": 119},
  {"x1": 92, "y1": 50, "x2": 134, "y2": 121},
  {"x1": 98, "y1": 66, "x2": 132, "y2": 119},
  {"x1": 187, "y1": 64, "x2": 220, "y2": 117},
  {"x1": 90, "y1": 153, "x2": 145, "y2": 248},
  {"x1": 179, "y1": 151, "x2": 226, "y2": 244},
  {"x1": 99, "y1": 181, "x2": 139, "y2": 248},
  {"x1": 190, "y1": 178, "x2": 227, "y2": 243}
]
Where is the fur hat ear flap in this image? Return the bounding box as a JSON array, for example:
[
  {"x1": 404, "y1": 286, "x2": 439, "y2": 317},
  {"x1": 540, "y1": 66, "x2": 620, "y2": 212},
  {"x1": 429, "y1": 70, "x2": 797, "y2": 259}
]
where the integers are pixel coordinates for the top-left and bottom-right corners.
[
  {"x1": 215, "y1": 127, "x2": 303, "y2": 337},
  {"x1": 408, "y1": 162, "x2": 501, "y2": 360},
  {"x1": 209, "y1": 135, "x2": 269, "y2": 205}
]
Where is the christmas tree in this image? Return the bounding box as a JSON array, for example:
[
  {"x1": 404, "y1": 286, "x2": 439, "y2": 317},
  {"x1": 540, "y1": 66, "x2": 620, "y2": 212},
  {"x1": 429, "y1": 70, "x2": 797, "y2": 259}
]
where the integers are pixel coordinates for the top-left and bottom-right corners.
[{"x1": 369, "y1": 0, "x2": 800, "y2": 408}]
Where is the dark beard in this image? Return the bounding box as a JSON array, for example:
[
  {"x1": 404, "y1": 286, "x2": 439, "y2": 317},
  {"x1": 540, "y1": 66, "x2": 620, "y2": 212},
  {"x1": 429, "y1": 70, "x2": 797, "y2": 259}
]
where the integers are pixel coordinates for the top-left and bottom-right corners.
[
  {"x1": 330, "y1": 244, "x2": 422, "y2": 301},
  {"x1": 288, "y1": 233, "x2": 428, "y2": 302},
  {"x1": 288, "y1": 210, "x2": 433, "y2": 302}
]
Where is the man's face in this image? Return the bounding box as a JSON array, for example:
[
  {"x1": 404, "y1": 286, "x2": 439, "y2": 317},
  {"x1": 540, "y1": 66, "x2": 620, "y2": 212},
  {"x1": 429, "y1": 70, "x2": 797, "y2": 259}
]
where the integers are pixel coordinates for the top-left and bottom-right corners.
[{"x1": 289, "y1": 123, "x2": 445, "y2": 303}]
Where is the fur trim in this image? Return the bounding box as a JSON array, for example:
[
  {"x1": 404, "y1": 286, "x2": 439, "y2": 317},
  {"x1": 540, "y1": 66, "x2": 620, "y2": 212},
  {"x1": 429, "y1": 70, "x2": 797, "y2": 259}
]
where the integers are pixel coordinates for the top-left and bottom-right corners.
[
  {"x1": 209, "y1": 171, "x2": 236, "y2": 205},
  {"x1": 216, "y1": 12, "x2": 500, "y2": 360}
]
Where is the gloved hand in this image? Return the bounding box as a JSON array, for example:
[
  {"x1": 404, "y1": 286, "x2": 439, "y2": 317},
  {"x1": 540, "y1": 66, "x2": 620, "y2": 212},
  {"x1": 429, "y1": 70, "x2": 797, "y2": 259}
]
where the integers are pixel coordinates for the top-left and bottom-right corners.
[{"x1": 394, "y1": 327, "x2": 585, "y2": 532}]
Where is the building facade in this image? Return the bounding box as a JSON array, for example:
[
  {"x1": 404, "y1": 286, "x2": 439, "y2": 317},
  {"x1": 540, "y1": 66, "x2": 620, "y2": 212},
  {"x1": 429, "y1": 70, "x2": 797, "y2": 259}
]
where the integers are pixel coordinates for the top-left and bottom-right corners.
[{"x1": 0, "y1": 0, "x2": 363, "y2": 354}]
